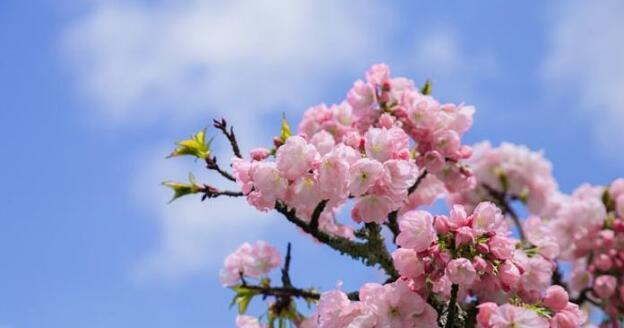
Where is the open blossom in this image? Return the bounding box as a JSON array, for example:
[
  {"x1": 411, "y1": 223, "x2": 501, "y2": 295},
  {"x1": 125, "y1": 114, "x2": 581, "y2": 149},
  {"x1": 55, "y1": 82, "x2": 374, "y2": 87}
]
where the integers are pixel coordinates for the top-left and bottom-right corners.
[
  {"x1": 364, "y1": 127, "x2": 409, "y2": 162},
  {"x1": 594, "y1": 275, "x2": 617, "y2": 299},
  {"x1": 275, "y1": 136, "x2": 319, "y2": 180},
  {"x1": 219, "y1": 241, "x2": 281, "y2": 286},
  {"x1": 446, "y1": 258, "x2": 477, "y2": 285},
  {"x1": 396, "y1": 210, "x2": 436, "y2": 252},
  {"x1": 352, "y1": 194, "x2": 393, "y2": 224},
  {"x1": 349, "y1": 158, "x2": 384, "y2": 196},
  {"x1": 359, "y1": 280, "x2": 437, "y2": 328},
  {"x1": 392, "y1": 248, "x2": 425, "y2": 279},
  {"x1": 450, "y1": 142, "x2": 558, "y2": 216},
  {"x1": 484, "y1": 304, "x2": 548, "y2": 328}
]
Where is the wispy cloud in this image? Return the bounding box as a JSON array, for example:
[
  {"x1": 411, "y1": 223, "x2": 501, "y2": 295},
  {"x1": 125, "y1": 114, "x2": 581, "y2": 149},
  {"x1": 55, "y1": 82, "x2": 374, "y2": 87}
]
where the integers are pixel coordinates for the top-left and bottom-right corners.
[{"x1": 542, "y1": 0, "x2": 624, "y2": 159}]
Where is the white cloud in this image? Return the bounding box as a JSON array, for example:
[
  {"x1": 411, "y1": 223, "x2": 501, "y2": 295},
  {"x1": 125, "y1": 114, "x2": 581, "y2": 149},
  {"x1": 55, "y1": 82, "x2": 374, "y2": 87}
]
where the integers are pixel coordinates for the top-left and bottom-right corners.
[
  {"x1": 543, "y1": 0, "x2": 624, "y2": 156},
  {"x1": 63, "y1": 0, "x2": 394, "y2": 125}
]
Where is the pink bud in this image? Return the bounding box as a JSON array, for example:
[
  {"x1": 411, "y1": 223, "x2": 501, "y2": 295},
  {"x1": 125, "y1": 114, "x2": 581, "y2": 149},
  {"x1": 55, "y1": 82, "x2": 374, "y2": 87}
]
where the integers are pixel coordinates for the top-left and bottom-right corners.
[
  {"x1": 434, "y1": 216, "x2": 450, "y2": 234},
  {"x1": 378, "y1": 113, "x2": 395, "y2": 129},
  {"x1": 249, "y1": 147, "x2": 271, "y2": 161},
  {"x1": 594, "y1": 253, "x2": 613, "y2": 271},
  {"x1": 499, "y1": 261, "x2": 520, "y2": 288},
  {"x1": 476, "y1": 243, "x2": 490, "y2": 254},
  {"x1": 594, "y1": 275, "x2": 617, "y2": 299},
  {"x1": 455, "y1": 226, "x2": 475, "y2": 247},
  {"x1": 473, "y1": 257, "x2": 487, "y2": 272},
  {"x1": 543, "y1": 285, "x2": 569, "y2": 311}
]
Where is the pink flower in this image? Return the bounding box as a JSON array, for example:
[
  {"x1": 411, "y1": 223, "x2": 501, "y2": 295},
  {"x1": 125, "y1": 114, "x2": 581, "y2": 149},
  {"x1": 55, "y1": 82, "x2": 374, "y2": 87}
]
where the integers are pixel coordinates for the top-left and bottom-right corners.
[
  {"x1": 359, "y1": 280, "x2": 437, "y2": 328},
  {"x1": 251, "y1": 162, "x2": 288, "y2": 201},
  {"x1": 488, "y1": 235, "x2": 515, "y2": 260},
  {"x1": 289, "y1": 174, "x2": 322, "y2": 215},
  {"x1": 318, "y1": 144, "x2": 358, "y2": 201},
  {"x1": 309, "y1": 130, "x2": 335, "y2": 156},
  {"x1": 392, "y1": 248, "x2": 425, "y2": 279},
  {"x1": 383, "y1": 159, "x2": 418, "y2": 194},
  {"x1": 316, "y1": 290, "x2": 366, "y2": 327},
  {"x1": 232, "y1": 157, "x2": 254, "y2": 194},
  {"x1": 364, "y1": 127, "x2": 409, "y2": 162},
  {"x1": 472, "y1": 202, "x2": 504, "y2": 234},
  {"x1": 476, "y1": 302, "x2": 498, "y2": 328},
  {"x1": 347, "y1": 80, "x2": 376, "y2": 115},
  {"x1": 488, "y1": 304, "x2": 548, "y2": 328},
  {"x1": 518, "y1": 255, "x2": 553, "y2": 297},
  {"x1": 594, "y1": 275, "x2": 617, "y2": 299},
  {"x1": 550, "y1": 303, "x2": 586, "y2": 328},
  {"x1": 352, "y1": 194, "x2": 392, "y2": 224},
  {"x1": 395, "y1": 210, "x2": 436, "y2": 252},
  {"x1": 542, "y1": 285, "x2": 569, "y2": 311},
  {"x1": 498, "y1": 261, "x2": 520, "y2": 288},
  {"x1": 349, "y1": 158, "x2": 384, "y2": 196},
  {"x1": 366, "y1": 63, "x2": 390, "y2": 85},
  {"x1": 455, "y1": 226, "x2": 475, "y2": 247},
  {"x1": 523, "y1": 216, "x2": 559, "y2": 260},
  {"x1": 617, "y1": 194, "x2": 624, "y2": 217},
  {"x1": 235, "y1": 315, "x2": 262, "y2": 328},
  {"x1": 249, "y1": 148, "x2": 270, "y2": 161},
  {"x1": 275, "y1": 136, "x2": 319, "y2": 180},
  {"x1": 446, "y1": 258, "x2": 477, "y2": 286},
  {"x1": 219, "y1": 241, "x2": 281, "y2": 286}
]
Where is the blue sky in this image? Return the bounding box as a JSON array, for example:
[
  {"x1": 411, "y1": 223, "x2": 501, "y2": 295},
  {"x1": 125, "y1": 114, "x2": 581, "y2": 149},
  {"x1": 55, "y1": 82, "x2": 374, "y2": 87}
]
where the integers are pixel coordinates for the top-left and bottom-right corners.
[{"x1": 1, "y1": 1, "x2": 623, "y2": 327}]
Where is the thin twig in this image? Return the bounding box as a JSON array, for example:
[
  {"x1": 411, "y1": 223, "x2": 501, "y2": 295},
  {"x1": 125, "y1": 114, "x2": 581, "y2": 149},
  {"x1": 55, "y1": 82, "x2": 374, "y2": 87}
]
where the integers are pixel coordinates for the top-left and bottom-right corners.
[
  {"x1": 200, "y1": 185, "x2": 244, "y2": 200},
  {"x1": 408, "y1": 170, "x2": 428, "y2": 195},
  {"x1": 309, "y1": 200, "x2": 328, "y2": 231},
  {"x1": 281, "y1": 243, "x2": 293, "y2": 288},
  {"x1": 275, "y1": 201, "x2": 399, "y2": 281},
  {"x1": 205, "y1": 156, "x2": 236, "y2": 182},
  {"x1": 213, "y1": 118, "x2": 242, "y2": 158}
]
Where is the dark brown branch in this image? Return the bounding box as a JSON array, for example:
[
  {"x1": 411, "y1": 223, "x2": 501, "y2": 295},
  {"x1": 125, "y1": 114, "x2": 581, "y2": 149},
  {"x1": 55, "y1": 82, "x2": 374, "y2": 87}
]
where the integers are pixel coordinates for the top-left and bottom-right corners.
[
  {"x1": 572, "y1": 288, "x2": 601, "y2": 307},
  {"x1": 275, "y1": 201, "x2": 399, "y2": 280},
  {"x1": 445, "y1": 284, "x2": 460, "y2": 328},
  {"x1": 385, "y1": 169, "x2": 429, "y2": 243},
  {"x1": 200, "y1": 185, "x2": 244, "y2": 200},
  {"x1": 245, "y1": 285, "x2": 320, "y2": 301},
  {"x1": 309, "y1": 200, "x2": 328, "y2": 231},
  {"x1": 281, "y1": 243, "x2": 293, "y2": 288},
  {"x1": 482, "y1": 183, "x2": 526, "y2": 242},
  {"x1": 408, "y1": 170, "x2": 428, "y2": 195},
  {"x1": 213, "y1": 118, "x2": 242, "y2": 159},
  {"x1": 205, "y1": 156, "x2": 236, "y2": 182}
]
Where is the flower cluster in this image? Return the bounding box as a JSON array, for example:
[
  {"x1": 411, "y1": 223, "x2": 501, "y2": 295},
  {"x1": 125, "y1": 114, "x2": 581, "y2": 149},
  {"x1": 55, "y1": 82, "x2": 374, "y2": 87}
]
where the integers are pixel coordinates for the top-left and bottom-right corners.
[
  {"x1": 301, "y1": 279, "x2": 438, "y2": 328},
  {"x1": 166, "y1": 64, "x2": 624, "y2": 327},
  {"x1": 220, "y1": 241, "x2": 281, "y2": 286},
  {"x1": 391, "y1": 202, "x2": 559, "y2": 305},
  {"x1": 549, "y1": 179, "x2": 624, "y2": 318},
  {"x1": 450, "y1": 142, "x2": 558, "y2": 215},
  {"x1": 477, "y1": 285, "x2": 585, "y2": 328}
]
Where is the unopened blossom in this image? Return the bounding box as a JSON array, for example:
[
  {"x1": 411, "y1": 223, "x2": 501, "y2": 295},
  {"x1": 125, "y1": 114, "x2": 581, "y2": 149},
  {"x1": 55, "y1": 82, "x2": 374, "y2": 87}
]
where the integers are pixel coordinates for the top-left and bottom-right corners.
[
  {"x1": 543, "y1": 285, "x2": 569, "y2": 312},
  {"x1": 594, "y1": 275, "x2": 617, "y2": 299}
]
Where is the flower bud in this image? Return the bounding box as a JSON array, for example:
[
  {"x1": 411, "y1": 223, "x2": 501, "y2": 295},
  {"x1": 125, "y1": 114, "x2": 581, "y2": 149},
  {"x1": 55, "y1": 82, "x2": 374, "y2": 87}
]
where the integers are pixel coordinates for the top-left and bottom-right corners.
[{"x1": 543, "y1": 285, "x2": 569, "y2": 311}]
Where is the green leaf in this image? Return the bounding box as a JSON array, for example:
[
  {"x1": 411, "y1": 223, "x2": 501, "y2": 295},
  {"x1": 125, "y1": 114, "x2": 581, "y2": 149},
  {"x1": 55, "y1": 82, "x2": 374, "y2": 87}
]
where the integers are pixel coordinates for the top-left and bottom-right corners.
[
  {"x1": 162, "y1": 173, "x2": 201, "y2": 203},
  {"x1": 280, "y1": 113, "x2": 292, "y2": 142},
  {"x1": 420, "y1": 79, "x2": 433, "y2": 95},
  {"x1": 168, "y1": 129, "x2": 212, "y2": 159}
]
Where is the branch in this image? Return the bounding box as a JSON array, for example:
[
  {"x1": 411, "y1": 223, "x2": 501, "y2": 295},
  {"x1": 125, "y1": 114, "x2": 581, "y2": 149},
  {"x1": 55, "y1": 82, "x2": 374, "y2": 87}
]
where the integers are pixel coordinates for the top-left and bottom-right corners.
[
  {"x1": 213, "y1": 118, "x2": 243, "y2": 159},
  {"x1": 482, "y1": 184, "x2": 526, "y2": 242},
  {"x1": 385, "y1": 169, "x2": 428, "y2": 243},
  {"x1": 572, "y1": 288, "x2": 601, "y2": 307},
  {"x1": 200, "y1": 185, "x2": 244, "y2": 200},
  {"x1": 275, "y1": 201, "x2": 399, "y2": 281},
  {"x1": 309, "y1": 200, "x2": 329, "y2": 231},
  {"x1": 281, "y1": 243, "x2": 293, "y2": 288},
  {"x1": 408, "y1": 169, "x2": 428, "y2": 195},
  {"x1": 445, "y1": 284, "x2": 460, "y2": 328},
  {"x1": 205, "y1": 156, "x2": 236, "y2": 182}
]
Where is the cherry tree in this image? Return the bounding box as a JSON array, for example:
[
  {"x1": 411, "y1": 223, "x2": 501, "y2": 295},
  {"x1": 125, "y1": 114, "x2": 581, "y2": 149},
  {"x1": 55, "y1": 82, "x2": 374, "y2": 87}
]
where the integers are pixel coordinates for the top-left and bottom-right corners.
[{"x1": 165, "y1": 64, "x2": 623, "y2": 327}]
